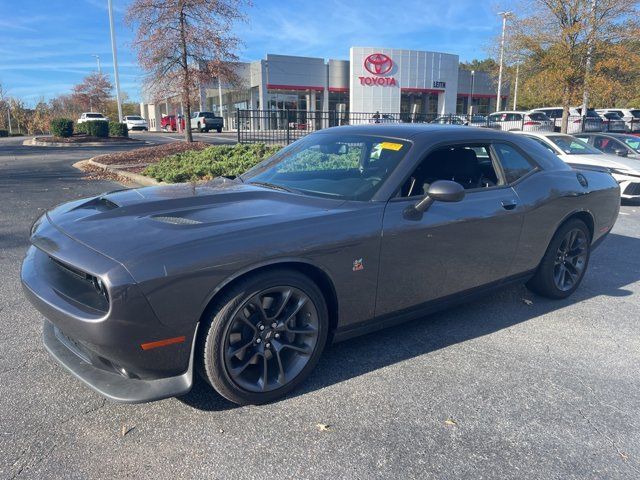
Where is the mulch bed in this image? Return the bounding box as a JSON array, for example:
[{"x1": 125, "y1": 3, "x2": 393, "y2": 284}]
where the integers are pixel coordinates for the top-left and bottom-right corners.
[
  {"x1": 92, "y1": 141, "x2": 210, "y2": 165},
  {"x1": 80, "y1": 163, "x2": 137, "y2": 186},
  {"x1": 35, "y1": 134, "x2": 138, "y2": 143}
]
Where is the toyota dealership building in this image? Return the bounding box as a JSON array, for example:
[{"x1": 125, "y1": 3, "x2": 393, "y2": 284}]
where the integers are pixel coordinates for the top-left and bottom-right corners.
[{"x1": 141, "y1": 46, "x2": 508, "y2": 131}]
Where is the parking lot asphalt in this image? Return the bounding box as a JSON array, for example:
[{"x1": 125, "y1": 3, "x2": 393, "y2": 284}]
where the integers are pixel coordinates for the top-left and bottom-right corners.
[{"x1": 1, "y1": 136, "x2": 639, "y2": 479}]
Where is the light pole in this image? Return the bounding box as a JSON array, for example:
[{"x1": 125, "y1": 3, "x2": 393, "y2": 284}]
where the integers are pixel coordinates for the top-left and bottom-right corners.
[
  {"x1": 108, "y1": 0, "x2": 123, "y2": 122},
  {"x1": 581, "y1": 0, "x2": 597, "y2": 130},
  {"x1": 496, "y1": 11, "x2": 512, "y2": 112},
  {"x1": 92, "y1": 54, "x2": 101, "y2": 74},
  {"x1": 513, "y1": 63, "x2": 519, "y2": 110},
  {"x1": 468, "y1": 69, "x2": 475, "y2": 116}
]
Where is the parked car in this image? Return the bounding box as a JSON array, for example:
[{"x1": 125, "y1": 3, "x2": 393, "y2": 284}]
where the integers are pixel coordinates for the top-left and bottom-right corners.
[
  {"x1": 595, "y1": 111, "x2": 627, "y2": 133},
  {"x1": 369, "y1": 113, "x2": 400, "y2": 124},
  {"x1": 487, "y1": 110, "x2": 554, "y2": 132},
  {"x1": 575, "y1": 133, "x2": 640, "y2": 159},
  {"x1": 532, "y1": 107, "x2": 603, "y2": 134},
  {"x1": 430, "y1": 115, "x2": 500, "y2": 129},
  {"x1": 123, "y1": 115, "x2": 148, "y2": 131},
  {"x1": 596, "y1": 108, "x2": 640, "y2": 133},
  {"x1": 22, "y1": 124, "x2": 620, "y2": 405},
  {"x1": 190, "y1": 111, "x2": 223, "y2": 132},
  {"x1": 514, "y1": 131, "x2": 640, "y2": 201},
  {"x1": 77, "y1": 112, "x2": 108, "y2": 124},
  {"x1": 160, "y1": 115, "x2": 185, "y2": 132}
]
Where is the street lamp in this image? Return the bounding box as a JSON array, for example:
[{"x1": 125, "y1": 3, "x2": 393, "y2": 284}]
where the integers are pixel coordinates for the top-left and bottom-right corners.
[
  {"x1": 496, "y1": 11, "x2": 512, "y2": 112},
  {"x1": 468, "y1": 69, "x2": 475, "y2": 116},
  {"x1": 92, "y1": 54, "x2": 101, "y2": 74},
  {"x1": 513, "y1": 63, "x2": 519, "y2": 110},
  {"x1": 108, "y1": 0, "x2": 123, "y2": 122}
]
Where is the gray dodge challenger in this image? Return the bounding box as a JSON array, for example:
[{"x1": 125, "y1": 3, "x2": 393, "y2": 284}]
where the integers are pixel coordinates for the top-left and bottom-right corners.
[{"x1": 22, "y1": 125, "x2": 620, "y2": 405}]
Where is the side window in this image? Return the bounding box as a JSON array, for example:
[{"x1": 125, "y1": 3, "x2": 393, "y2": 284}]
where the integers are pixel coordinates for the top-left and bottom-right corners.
[
  {"x1": 493, "y1": 143, "x2": 536, "y2": 184},
  {"x1": 400, "y1": 144, "x2": 502, "y2": 197},
  {"x1": 593, "y1": 136, "x2": 616, "y2": 153}
]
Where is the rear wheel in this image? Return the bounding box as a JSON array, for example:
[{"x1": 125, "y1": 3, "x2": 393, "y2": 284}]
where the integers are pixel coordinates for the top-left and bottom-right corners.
[
  {"x1": 199, "y1": 269, "x2": 328, "y2": 405},
  {"x1": 216, "y1": 127, "x2": 222, "y2": 133},
  {"x1": 526, "y1": 219, "x2": 591, "y2": 299}
]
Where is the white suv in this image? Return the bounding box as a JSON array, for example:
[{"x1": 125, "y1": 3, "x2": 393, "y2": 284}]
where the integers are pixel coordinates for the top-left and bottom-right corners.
[
  {"x1": 532, "y1": 107, "x2": 603, "y2": 134},
  {"x1": 123, "y1": 115, "x2": 148, "y2": 131},
  {"x1": 77, "y1": 112, "x2": 108, "y2": 124},
  {"x1": 487, "y1": 110, "x2": 554, "y2": 132},
  {"x1": 596, "y1": 108, "x2": 640, "y2": 133}
]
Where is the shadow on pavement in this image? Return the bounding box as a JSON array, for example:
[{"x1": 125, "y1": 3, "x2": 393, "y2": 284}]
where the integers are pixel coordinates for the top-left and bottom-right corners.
[{"x1": 177, "y1": 231, "x2": 639, "y2": 411}]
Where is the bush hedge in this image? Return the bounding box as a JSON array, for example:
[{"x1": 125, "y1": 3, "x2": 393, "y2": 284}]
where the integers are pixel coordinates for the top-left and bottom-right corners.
[
  {"x1": 144, "y1": 143, "x2": 282, "y2": 183},
  {"x1": 75, "y1": 121, "x2": 109, "y2": 137},
  {"x1": 0, "y1": 129, "x2": 7, "y2": 138},
  {"x1": 50, "y1": 118, "x2": 74, "y2": 138},
  {"x1": 109, "y1": 122, "x2": 129, "y2": 138}
]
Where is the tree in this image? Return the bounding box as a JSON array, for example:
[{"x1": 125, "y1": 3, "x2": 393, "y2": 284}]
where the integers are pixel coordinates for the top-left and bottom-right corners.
[
  {"x1": 71, "y1": 73, "x2": 113, "y2": 113},
  {"x1": 127, "y1": 0, "x2": 250, "y2": 142},
  {"x1": 507, "y1": 0, "x2": 640, "y2": 132},
  {"x1": 460, "y1": 59, "x2": 499, "y2": 73}
]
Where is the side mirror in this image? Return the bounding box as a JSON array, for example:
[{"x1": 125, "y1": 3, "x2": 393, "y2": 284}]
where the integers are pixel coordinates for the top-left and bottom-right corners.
[
  {"x1": 614, "y1": 148, "x2": 628, "y2": 157},
  {"x1": 414, "y1": 180, "x2": 465, "y2": 213}
]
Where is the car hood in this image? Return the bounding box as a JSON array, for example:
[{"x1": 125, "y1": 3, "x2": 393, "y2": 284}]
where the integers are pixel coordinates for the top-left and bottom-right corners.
[
  {"x1": 44, "y1": 178, "x2": 345, "y2": 266},
  {"x1": 559, "y1": 153, "x2": 640, "y2": 174}
]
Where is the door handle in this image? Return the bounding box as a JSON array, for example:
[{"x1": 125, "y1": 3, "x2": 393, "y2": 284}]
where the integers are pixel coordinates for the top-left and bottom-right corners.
[{"x1": 501, "y1": 199, "x2": 518, "y2": 210}]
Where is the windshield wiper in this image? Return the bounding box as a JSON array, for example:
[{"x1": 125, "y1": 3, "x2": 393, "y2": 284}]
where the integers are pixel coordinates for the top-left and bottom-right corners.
[{"x1": 249, "y1": 181, "x2": 295, "y2": 193}]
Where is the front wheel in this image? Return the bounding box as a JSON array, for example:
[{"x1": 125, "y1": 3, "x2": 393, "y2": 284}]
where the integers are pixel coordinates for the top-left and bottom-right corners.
[
  {"x1": 526, "y1": 219, "x2": 591, "y2": 299},
  {"x1": 199, "y1": 269, "x2": 329, "y2": 405}
]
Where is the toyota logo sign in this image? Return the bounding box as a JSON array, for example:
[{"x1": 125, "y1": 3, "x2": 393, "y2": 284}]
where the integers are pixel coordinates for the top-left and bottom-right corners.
[{"x1": 364, "y1": 53, "x2": 393, "y2": 75}]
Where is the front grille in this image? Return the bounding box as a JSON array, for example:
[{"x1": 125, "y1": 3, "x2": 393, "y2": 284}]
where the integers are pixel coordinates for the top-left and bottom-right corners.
[{"x1": 623, "y1": 183, "x2": 640, "y2": 196}]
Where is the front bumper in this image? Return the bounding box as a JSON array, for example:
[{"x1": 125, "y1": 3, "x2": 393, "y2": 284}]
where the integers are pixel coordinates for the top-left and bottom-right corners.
[
  {"x1": 42, "y1": 320, "x2": 196, "y2": 403},
  {"x1": 21, "y1": 215, "x2": 198, "y2": 402}
]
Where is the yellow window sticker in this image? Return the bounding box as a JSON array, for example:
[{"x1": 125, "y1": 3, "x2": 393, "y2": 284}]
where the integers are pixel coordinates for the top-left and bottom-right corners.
[{"x1": 379, "y1": 142, "x2": 403, "y2": 151}]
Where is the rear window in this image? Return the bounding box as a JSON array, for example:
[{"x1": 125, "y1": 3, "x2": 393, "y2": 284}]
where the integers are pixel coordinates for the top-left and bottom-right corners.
[
  {"x1": 528, "y1": 112, "x2": 549, "y2": 121},
  {"x1": 200, "y1": 112, "x2": 219, "y2": 118},
  {"x1": 630, "y1": 110, "x2": 640, "y2": 119},
  {"x1": 127, "y1": 116, "x2": 143, "y2": 120},
  {"x1": 623, "y1": 137, "x2": 640, "y2": 152},
  {"x1": 86, "y1": 113, "x2": 104, "y2": 118},
  {"x1": 603, "y1": 112, "x2": 622, "y2": 120}
]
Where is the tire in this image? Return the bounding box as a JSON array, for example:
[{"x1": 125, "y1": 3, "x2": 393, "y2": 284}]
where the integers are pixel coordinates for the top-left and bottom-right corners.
[
  {"x1": 526, "y1": 218, "x2": 591, "y2": 299},
  {"x1": 216, "y1": 127, "x2": 222, "y2": 133},
  {"x1": 198, "y1": 269, "x2": 329, "y2": 405}
]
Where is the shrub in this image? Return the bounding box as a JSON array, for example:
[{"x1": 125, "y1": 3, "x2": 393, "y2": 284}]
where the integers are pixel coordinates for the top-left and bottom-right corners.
[
  {"x1": 0, "y1": 129, "x2": 7, "y2": 138},
  {"x1": 74, "y1": 122, "x2": 88, "y2": 134},
  {"x1": 144, "y1": 143, "x2": 282, "y2": 183},
  {"x1": 83, "y1": 121, "x2": 109, "y2": 138},
  {"x1": 50, "y1": 118, "x2": 74, "y2": 138},
  {"x1": 109, "y1": 122, "x2": 128, "y2": 138}
]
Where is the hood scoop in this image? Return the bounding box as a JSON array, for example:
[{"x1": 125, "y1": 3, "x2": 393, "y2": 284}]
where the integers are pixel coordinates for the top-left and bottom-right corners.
[{"x1": 74, "y1": 196, "x2": 120, "y2": 213}]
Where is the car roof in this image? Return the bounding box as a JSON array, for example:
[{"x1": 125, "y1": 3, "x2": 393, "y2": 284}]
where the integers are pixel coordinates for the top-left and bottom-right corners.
[
  {"x1": 512, "y1": 131, "x2": 566, "y2": 138},
  {"x1": 315, "y1": 123, "x2": 525, "y2": 141}
]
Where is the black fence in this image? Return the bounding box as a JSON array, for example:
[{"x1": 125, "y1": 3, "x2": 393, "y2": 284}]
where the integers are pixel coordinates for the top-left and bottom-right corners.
[{"x1": 236, "y1": 109, "x2": 640, "y2": 145}]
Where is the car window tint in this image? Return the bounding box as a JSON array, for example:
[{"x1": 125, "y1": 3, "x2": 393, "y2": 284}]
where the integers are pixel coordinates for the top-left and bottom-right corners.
[
  {"x1": 493, "y1": 143, "x2": 535, "y2": 183},
  {"x1": 400, "y1": 144, "x2": 501, "y2": 198},
  {"x1": 623, "y1": 137, "x2": 640, "y2": 152}
]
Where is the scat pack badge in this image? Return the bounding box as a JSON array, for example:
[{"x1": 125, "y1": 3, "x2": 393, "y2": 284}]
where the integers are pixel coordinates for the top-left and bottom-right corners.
[{"x1": 352, "y1": 258, "x2": 364, "y2": 272}]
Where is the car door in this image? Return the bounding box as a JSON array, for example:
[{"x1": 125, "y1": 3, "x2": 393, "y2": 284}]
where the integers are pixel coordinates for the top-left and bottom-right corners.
[{"x1": 375, "y1": 142, "x2": 525, "y2": 317}]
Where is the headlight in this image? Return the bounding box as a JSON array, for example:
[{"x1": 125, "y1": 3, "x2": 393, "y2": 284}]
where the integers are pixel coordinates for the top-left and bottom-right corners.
[{"x1": 30, "y1": 212, "x2": 46, "y2": 236}]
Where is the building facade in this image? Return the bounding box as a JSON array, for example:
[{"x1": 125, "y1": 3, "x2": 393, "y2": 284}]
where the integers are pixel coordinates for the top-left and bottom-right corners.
[{"x1": 141, "y1": 46, "x2": 508, "y2": 131}]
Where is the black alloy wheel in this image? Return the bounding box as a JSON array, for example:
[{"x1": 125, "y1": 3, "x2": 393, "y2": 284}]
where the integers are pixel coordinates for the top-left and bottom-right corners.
[
  {"x1": 527, "y1": 218, "x2": 591, "y2": 299},
  {"x1": 199, "y1": 269, "x2": 328, "y2": 405},
  {"x1": 553, "y1": 228, "x2": 589, "y2": 291}
]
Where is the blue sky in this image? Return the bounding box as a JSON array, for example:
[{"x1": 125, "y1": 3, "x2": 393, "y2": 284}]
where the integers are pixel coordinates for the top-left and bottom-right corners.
[{"x1": 0, "y1": 0, "x2": 505, "y2": 104}]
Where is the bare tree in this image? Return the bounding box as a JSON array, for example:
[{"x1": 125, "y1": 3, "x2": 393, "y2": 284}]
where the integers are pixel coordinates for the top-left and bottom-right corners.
[
  {"x1": 507, "y1": 0, "x2": 639, "y2": 132},
  {"x1": 71, "y1": 73, "x2": 114, "y2": 113},
  {"x1": 127, "y1": 0, "x2": 250, "y2": 142}
]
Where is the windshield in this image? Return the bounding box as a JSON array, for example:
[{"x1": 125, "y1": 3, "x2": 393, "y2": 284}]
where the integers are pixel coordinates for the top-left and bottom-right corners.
[
  {"x1": 127, "y1": 116, "x2": 143, "y2": 120},
  {"x1": 548, "y1": 135, "x2": 602, "y2": 154},
  {"x1": 621, "y1": 136, "x2": 640, "y2": 152},
  {"x1": 241, "y1": 134, "x2": 411, "y2": 200},
  {"x1": 86, "y1": 113, "x2": 104, "y2": 118}
]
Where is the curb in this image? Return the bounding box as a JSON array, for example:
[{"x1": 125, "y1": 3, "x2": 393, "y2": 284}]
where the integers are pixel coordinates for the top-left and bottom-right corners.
[
  {"x1": 24, "y1": 138, "x2": 147, "y2": 148},
  {"x1": 76, "y1": 158, "x2": 165, "y2": 187}
]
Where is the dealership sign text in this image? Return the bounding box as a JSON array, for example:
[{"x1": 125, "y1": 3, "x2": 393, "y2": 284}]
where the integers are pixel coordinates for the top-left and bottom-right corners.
[{"x1": 358, "y1": 76, "x2": 397, "y2": 86}]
